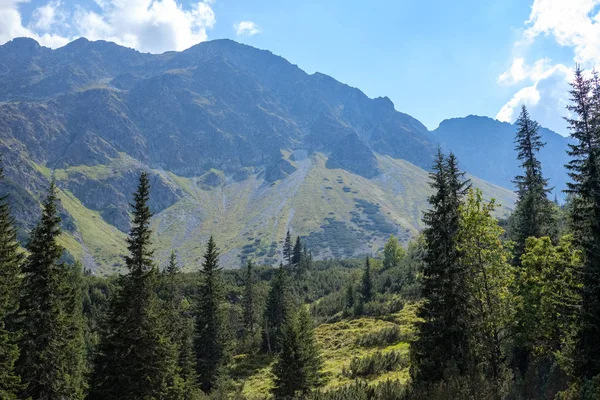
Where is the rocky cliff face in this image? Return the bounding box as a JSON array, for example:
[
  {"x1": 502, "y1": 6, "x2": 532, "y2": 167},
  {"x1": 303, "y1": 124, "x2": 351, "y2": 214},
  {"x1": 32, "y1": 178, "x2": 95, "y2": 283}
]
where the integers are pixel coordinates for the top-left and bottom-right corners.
[{"x1": 0, "y1": 38, "x2": 516, "y2": 272}]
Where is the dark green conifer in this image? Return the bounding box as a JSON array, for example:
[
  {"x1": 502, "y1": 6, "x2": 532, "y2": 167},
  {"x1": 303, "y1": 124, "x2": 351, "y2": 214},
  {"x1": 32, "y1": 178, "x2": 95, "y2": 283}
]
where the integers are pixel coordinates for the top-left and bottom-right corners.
[
  {"x1": 0, "y1": 164, "x2": 24, "y2": 400},
  {"x1": 292, "y1": 236, "x2": 302, "y2": 267},
  {"x1": 17, "y1": 181, "x2": 87, "y2": 399},
  {"x1": 163, "y1": 252, "x2": 201, "y2": 399},
  {"x1": 564, "y1": 66, "x2": 600, "y2": 378},
  {"x1": 271, "y1": 308, "x2": 321, "y2": 399},
  {"x1": 360, "y1": 256, "x2": 373, "y2": 304},
  {"x1": 263, "y1": 265, "x2": 293, "y2": 353},
  {"x1": 243, "y1": 259, "x2": 257, "y2": 341},
  {"x1": 511, "y1": 105, "x2": 555, "y2": 262},
  {"x1": 194, "y1": 236, "x2": 227, "y2": 393},
  {"x1": 89, "y1": 173, "x2": 183, "y2": 400},
  {"x1": 410, "y1": 150, "x2": 471, "y2": 384},
  {"x1": 283, "y1": 230, "x2": 293, "y2": 267}
]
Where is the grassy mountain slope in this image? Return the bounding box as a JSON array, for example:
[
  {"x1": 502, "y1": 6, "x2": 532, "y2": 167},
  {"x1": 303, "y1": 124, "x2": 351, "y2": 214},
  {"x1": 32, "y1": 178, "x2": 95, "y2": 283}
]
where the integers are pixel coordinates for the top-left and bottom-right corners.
[{"x1": 46, "y1": 152, "x2": 514, "y2": 273}]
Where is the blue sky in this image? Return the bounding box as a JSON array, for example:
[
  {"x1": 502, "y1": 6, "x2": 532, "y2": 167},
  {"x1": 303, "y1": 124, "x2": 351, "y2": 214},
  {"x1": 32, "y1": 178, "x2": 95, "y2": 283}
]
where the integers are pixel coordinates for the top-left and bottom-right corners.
[{"x1": 1, "y1": 0, "x2": 598, "y2": 135}]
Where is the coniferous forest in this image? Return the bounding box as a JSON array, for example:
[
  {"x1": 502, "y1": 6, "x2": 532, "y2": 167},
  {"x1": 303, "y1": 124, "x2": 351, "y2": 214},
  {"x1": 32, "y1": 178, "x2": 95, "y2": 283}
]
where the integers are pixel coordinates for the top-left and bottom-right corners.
[{"x1": 3, "y1": 67, "x2": 600, "y2": 400}]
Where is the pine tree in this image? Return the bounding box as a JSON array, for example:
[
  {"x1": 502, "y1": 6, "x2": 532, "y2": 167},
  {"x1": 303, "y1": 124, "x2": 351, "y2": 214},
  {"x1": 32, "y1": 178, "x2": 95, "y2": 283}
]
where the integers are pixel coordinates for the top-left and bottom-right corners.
[
  {"x1": 283, "y1": 230, "x2": 293, "y2": 267},
  {"x1": 410, "y1": 150, "x2": 471, "y2": 384},
  {"x1": 163, "y1": 252, "x2": 201, "y2": 399},
  {"x1": 360, "y1": 256, "x2": 373, "y2": 304},
  {"x1": 302, "y1": 244, "x2": 311, "y2": 271},
  {"x1": 16, "y1": 181, "x2": 87, "y2": 399},
  {"x1": 263, "y1": 265, "x2": 293, "y2": 353},
  {"x1": 0, "y1": 164, "x2": 24, "y2": 400},
  {"x1": 89, "y1": 173, "x2": 183, "y2": 400},
  {"x1": 271, "y1": 308, "x2": 322, "y2": 399},
  {"x1": 195, "y1": 236, "x2": 227, "y2": 393},
  {"x1": 564, "y1": 66, "x2": 600, "y2": 378},
  {"x1": 344, "y1": 284, "x2": 355, "y2": 315},
  {"x1": 511, "y1": 105, "x2": 555, "y2": 262},
  {"x1": 292, "y1": 236, "x2": 303, "y2": 267},
  {"x1": 242, "y1": 260, "x2": 257, "y2": 345}
]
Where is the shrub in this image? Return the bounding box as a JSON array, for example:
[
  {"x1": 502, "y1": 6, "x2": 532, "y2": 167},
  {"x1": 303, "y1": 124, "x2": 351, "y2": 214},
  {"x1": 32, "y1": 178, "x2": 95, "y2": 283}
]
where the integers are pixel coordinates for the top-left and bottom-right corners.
[
  {"x1": 343, "y1": 351, "x2": 408, "y2": 378},
  {"x1": 355, "y1": 325, "x2": 404, "y2": 347}
]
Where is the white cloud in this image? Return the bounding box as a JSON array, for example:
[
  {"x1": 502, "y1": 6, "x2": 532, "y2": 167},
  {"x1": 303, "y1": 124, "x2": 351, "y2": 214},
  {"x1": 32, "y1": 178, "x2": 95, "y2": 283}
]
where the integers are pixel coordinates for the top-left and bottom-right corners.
[
  {"x1": 525, "y1": 0, "x2": 600, "y2": 65},
  {"x1": 74, "y1": 0, "x2": 216, "y2": 53},
  {"x1": 0, "y1": 0, "x2": 70, "y2": 48},
  {"x1": 495, "y1": 0, "x2": 600, "y2": 133},
  {"x1": 497, "y1": 86, "x2": 541, "y2": 122},
  {"x1": 234, "y1": 21, "x2": 259, "y2": 37},
  {"x1": 0, "y1": 0, "x2": 216, "y2": 53},
  {"x1": 30, "y1": 1, "x2": 66, "y2": 31}
]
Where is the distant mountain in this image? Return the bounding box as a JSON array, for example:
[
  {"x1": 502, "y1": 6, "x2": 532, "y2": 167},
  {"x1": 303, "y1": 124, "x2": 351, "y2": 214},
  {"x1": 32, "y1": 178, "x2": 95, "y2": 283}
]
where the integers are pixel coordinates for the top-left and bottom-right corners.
[
  {"x1": 0, "y1": 37, "x2": 515, "y2": 272},
  {"x1": 433, "y1": 115, "x2": 571, "y2": 200}
]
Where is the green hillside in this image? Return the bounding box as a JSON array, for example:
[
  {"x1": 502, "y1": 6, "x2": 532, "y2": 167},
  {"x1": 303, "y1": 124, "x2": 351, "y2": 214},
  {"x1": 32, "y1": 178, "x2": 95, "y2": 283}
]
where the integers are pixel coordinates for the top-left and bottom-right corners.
[{"x1": 46, "y1": 152, "x2": 515, "y2": 273}]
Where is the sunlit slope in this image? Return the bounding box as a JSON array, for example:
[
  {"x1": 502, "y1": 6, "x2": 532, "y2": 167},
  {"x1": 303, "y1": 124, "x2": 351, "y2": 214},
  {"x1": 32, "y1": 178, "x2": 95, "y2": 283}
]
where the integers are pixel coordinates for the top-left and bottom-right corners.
[{"x1": 49, "y1": 152, "x2": 515, "y2": 272}]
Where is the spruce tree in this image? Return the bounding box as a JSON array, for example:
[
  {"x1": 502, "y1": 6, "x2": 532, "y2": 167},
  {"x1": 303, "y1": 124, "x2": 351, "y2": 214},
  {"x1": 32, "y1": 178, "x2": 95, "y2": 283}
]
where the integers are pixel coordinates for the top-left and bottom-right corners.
[
  {"x1": 410, "y1": 150, "x2": 471, "y2": 384},
  {"x1": 195, "y1": 236, "x2": 227, "y2": 393},
  {"x1": 511, "y1": 105, "x2": 555, "y2": 262},
  {"x1": 271, "y1": 308, "x2": 322, "y2": 399},
  {"x1": 263, "y1": 265, "x2": 293, "y2": 353},
  {"x1": 292, "y1": 236, "x2": 302, "y2": 267},
  {"x1": 242, "y1": 259, "x2": 257, "y2": 346},
  {"x1": 163, "y1": 252, "x2": 201, "y2": 399},
  {"x1": 16, "y1": 181, "x2": 87, "y2": 399},
  {"x1": 0, "y1": 164, "x2": 24, "y2": 400},
  {"x1": 360, "y1": 256, "x2": 373, "y2": 304},
  {"x1": 89, "y1": 173, "x2": 183, "y2": 400},
  {"x1": 564, "y1": 66, "x2": 600, "y2": 378},
  {"x1": 283, "y1": 230, "x2": 293, "y2": 267}
]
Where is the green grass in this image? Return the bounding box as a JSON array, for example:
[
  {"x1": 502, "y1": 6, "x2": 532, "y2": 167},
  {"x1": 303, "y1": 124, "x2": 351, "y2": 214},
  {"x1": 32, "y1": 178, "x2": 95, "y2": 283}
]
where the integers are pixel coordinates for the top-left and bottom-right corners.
[
  {"x1": 235, "y1": 303, "x2": 420, "y2": 398},
  {"x1": 56, "y1": 189, "x2": 127, "y2": 275}
]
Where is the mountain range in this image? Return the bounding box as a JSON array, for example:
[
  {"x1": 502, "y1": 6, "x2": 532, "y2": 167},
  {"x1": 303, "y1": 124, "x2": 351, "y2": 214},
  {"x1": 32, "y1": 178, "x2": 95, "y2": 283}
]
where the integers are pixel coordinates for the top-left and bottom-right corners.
[{"x1": 0, "y1": 37, "x2": 570, "y2": 272}]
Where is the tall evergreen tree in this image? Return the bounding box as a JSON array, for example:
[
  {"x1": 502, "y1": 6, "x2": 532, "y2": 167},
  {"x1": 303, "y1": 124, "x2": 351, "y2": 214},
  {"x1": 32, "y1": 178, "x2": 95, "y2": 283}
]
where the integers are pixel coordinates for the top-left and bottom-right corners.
[
  {"x1": 89, "y1": 173, "x2": 183, "y2": 400},
  {"x1": 360, "y1": 256, "x2": 373, "y2": 304},
  {"x1": 410, "y1": 150, "x2": 471, "y2": 384},
  {"x1": 263, "y1": 265, "x2": 293, "y2": 353},
  {"x1": 511, "y1": 105, "x2": 555, "y2": 261},
  {"x1": 564, "y1": 66, "x2": 600, "y2": 378},
  {"x1": 195, "y1": 236, "x2": 227, "y2": 393},
  {"x1": 271, "y1": 308, "x2": 322, "y2": 399},
  {"x1": 0, "y1": 164, "x2": 24, "y2": 400},
  {"x1": 283, "y1": 230, "x2": 293, "y2": 267},
  {"x1": 163, "y1": 252, "x2": 201, "y2": 399},
  {"x1": 292, "y1": 236, "x2": 303, "y2": 267},
  {"x1": 16, "y1": 181, "x2": 87, "y2": 399},
  {"x1": 243, "y1": 260, "x2": 257, "y2": 343}
]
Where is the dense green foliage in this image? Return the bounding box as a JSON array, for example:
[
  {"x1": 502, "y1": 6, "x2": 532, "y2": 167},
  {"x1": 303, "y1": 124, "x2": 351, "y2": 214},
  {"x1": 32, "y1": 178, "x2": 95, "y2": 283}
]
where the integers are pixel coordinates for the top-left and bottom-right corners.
[
  {"x1": 410, "y1": 150, "x2": 472, "y2": 384},
  {"x1": 271, "y1": 308, "x2": 322, "y2": 399},
  {"x1": 0, "y1": 165, "x2": 24, "y2": 399},
  {"x1": 89, "y1": 173, "x2": 183, "y2": 400},
  {"x1": 195, "y1": 236, "x2": 228, "y2": 392},
  {"x1": 511, "y1": 105, "x2": 556, "y2": 261},
  {"x1": 16, "y1": 182, "x2": 87, "y2": 400}
]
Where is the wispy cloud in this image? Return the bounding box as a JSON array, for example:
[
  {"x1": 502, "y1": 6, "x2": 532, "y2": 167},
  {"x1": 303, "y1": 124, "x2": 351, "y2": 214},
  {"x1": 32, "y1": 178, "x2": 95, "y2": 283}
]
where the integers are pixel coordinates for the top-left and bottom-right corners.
[
  {"x1": 234, "y1": 21, "x2": 260, "y2": 37},
  {"x1": 496, "y1": 0, "x2": 600, "y2": 133}
]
